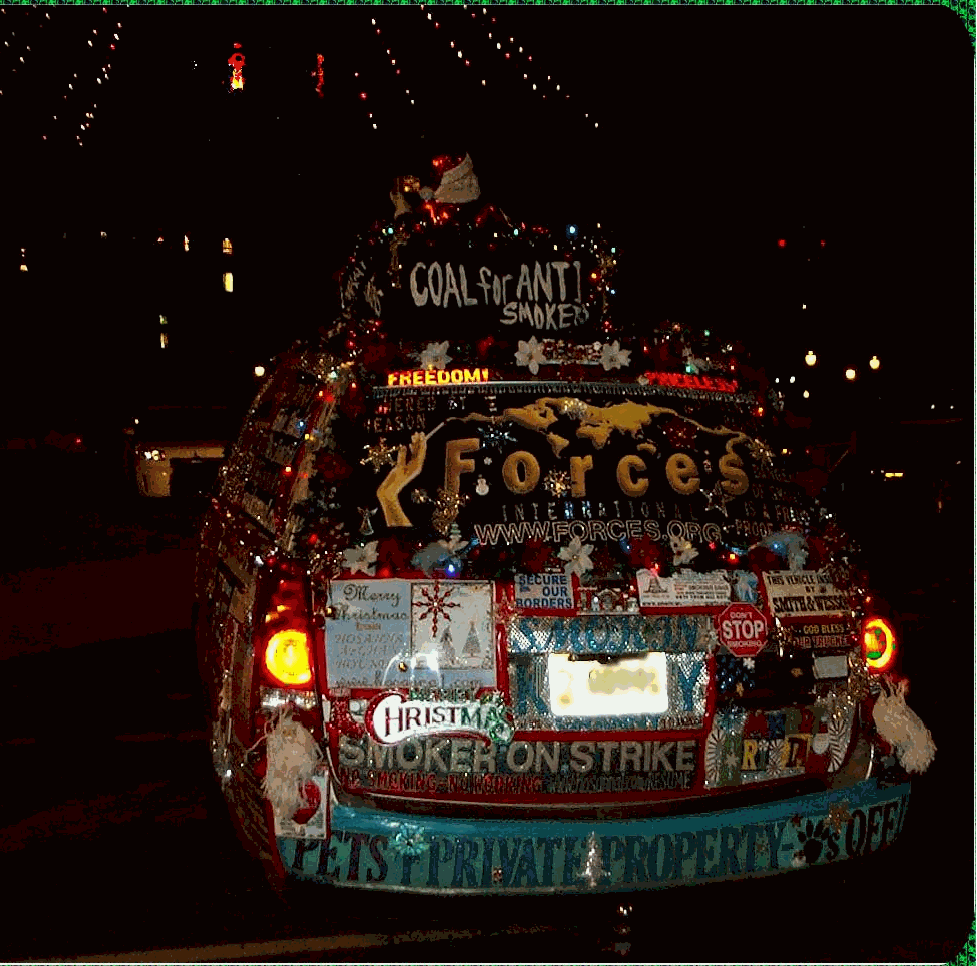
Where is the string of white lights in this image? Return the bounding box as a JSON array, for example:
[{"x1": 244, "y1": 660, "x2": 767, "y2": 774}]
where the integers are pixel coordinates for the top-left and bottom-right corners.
[
  {"x1": 344, "y1": 17, "x2": 383, "y2": 133},
  {"x1": 364, "y1": 14, "x2": 418, "y2": 133},
  {"x1": 0, "y1": 5, "x2": 35, "y2": 102},
  {"x1": 5, "y1": 6, "x2": 122, "y2": 148},
  {"x1": 463, "y1": 4, "x2": 599, "y2": 130},
  {"x1": 415, "y1": 5, "x2": 481, "y2": 91}
]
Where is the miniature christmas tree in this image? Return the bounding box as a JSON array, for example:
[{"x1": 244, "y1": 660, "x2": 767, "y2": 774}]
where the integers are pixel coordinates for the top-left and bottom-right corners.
[
  {"x1": 578, "y1": 832, "x2": 607, "y2": 888},
  {"x1": 440, "y1": 626, "x2": 456, "y2": 666},
  {"x1": 462, "y1": 619, "x2": 481, "y2": 659}
]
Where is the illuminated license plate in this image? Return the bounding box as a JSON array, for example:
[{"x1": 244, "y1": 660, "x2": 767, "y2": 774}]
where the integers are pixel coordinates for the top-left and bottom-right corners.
[{"x1": 547, "y1": 652, "x2": 668, "y2": 718}]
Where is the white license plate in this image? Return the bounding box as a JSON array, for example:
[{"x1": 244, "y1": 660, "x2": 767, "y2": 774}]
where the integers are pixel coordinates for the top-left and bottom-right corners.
[
  {"x1": 547, "y1": 652, "x2": 668, "y2": 717},
  {"x1": 813, "y1": 654, "x2": 849, "y2": 679}
]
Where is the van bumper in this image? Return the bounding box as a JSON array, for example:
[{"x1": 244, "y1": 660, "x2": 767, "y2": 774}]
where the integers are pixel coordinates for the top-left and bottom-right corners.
[{"x1": 277, "y1": 777, "x2": 910, "y2": 894}]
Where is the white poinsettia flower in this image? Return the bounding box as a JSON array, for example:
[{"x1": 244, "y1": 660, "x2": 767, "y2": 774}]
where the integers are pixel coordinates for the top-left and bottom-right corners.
[
  {"x1": 558, "y1": 536, "x2": 594, "y2": 577},
  {"x1": 669, "y1": 534, "x2": 698, "y2": 566},
  {"x1": 600, "y1": 340, "x2": 631, "y2": 371},
  {"x1": 419, "y1": 340, "x2": 452, "y2": 370},
  {"x1": 515, "y1": 336, "x2": 546, "y2": 375},
  {"x1": 343, "y1": 541, "x2": 378, "y2": 575}
]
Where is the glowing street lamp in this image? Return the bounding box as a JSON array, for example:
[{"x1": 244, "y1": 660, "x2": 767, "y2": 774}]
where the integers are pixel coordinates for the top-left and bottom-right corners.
[
  {"x1": 805, "y1": 350, "x2": 817, "y2": 367},
  {"x1": 845, "y1": 367, "x2": 857, "y2": 381},
  {"x1": 869, "y1": 355, "x2": 881, "y2": 370}
]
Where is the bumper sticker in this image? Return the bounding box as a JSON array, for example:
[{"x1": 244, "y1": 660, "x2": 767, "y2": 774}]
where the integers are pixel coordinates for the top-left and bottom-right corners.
[
  {"x1": 337, "y1": 733, "x2": 700, "y2": 798},
  {"x1": 278, "y1": 780, "x2": 910, "y2": 892}
]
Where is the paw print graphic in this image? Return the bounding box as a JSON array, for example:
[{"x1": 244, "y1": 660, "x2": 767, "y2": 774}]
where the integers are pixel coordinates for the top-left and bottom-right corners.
[{"x1": 795, "y1": 818, "x2": 836, "y2": 865}]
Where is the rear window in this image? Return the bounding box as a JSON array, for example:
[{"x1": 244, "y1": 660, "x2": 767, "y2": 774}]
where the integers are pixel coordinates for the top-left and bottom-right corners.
[{"x1": 293, "y1": 368, "x2": 817, "y2": 587}]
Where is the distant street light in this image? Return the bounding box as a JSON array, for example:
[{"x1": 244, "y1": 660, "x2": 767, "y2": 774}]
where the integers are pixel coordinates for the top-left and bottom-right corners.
[
  {"x1": 254, "y1": 365, "x2": 266, "y2": 378},
  {"x1": 845, "y1": 367, "x2": 857, "y2": 381},
  {"x1": 805, "y1": 350, "x2": 817, "y2": 366},
  {"x1": 869, "y1": 355, "x2": 881, "y2": 370}
]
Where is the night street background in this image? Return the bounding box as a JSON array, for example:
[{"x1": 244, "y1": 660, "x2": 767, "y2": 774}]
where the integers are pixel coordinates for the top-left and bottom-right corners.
[{"x1": 0, "y1": 3, "x2": 973, "y2": 963}]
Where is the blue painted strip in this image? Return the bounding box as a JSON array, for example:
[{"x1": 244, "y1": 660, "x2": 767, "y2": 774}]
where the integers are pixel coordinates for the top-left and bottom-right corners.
[
  {"x1": 277, "y1": 779, "x2": 911, "y2": 893},
  {"x1": 327, "y1": 778, "x2": 901, "y2": 840}
]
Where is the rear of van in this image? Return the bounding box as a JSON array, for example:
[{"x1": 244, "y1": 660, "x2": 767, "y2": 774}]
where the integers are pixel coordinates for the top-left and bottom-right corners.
[{"x1": 196, "y1": 159, "x2": 926, "y2": 894}]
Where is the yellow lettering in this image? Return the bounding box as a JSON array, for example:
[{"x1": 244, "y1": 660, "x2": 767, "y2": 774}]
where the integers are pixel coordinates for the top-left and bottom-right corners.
[
  {"x1": 503, "y1": 451, "x2": 540, "y2": 494},
  {"x1": 569, "y1": 455, "x2": 593, "y2": 497},
  {"x1": 665, "y1": 453, "x2": 699, "y2": 495},
  {"x1": 616, "y1": 455, "x2": 649, "y2": 497},
  {"x1": 742, "y1": 739, "x2": 758, "y2": 771},
  {"x1": 444, "y1": 438, "x2": 480, "y2": 496},
  {"x1": 719, "y1": 452, "x2": 749, "y2": 496}
]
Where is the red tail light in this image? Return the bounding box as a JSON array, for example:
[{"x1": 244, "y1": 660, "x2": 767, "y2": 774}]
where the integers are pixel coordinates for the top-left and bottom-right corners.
[
  {"x1": 258, "y1": 562, "x2": 316, "y2": 688},
  {"x1": 862, "y1": 616, "x2": 897, "y2": 673},
  {"x1": 250, "y1": 560, "x2": 325, "y2": 828}
]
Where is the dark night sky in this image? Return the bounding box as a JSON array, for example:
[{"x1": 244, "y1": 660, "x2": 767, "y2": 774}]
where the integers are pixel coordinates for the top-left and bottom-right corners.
[{"x1": 1, "y1": 3, "x2": 972, "y2": 424}]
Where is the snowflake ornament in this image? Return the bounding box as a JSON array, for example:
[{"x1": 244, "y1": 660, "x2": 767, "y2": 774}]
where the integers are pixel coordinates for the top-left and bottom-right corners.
[
  {"x1": 515, "y1": 336, "x2": 546, "y2": 375},
  {"x1": 479, "y1": 424, "x2": 516, "y2": 452},
  {"x1": 343, "y1": 541, "x2": 378, "y2": 575},
  {"x1": 559, "y1": 536, "x2": 594, "y2": 577},
  {"x1": 418, "y1": 340, "x2": 452, "y2": 370},
  {"x1": 390, "y1": 822, "x2": 430, "y2": 857},
  {"x1": 543, "y1": 468, "x2": 571, "y2": 497},
  {"x1": 600, "y1": 340, "x2": 631, "y2": 371},
  {"x1": 361, "y1": 439, "x2": 397, "y2": 472},
  {"x1": 413, "y1": 580, "x2": 460, "y2": 638}
]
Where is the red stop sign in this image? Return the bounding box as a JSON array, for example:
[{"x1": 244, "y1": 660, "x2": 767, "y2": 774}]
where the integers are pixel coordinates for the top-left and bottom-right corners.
[{"x1": 716, "y1": 603, "x2": 768, "y2": 657}]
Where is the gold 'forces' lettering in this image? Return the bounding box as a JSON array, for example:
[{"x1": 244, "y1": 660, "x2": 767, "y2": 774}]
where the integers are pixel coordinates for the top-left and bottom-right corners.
[{"x1": 439, "y1": 432, "x2": 751, "y2": 505}]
